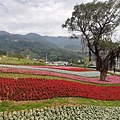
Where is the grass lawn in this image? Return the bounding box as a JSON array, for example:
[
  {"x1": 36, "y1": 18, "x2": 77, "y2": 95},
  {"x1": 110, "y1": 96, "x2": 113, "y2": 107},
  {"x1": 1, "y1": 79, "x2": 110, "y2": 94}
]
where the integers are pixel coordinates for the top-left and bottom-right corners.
[
  {"x1": 0, "y1": 56, "x2": 45, "y2": 65},
  {"x1": 0, "y1": 97, "x2": 120, "y2": 112}
]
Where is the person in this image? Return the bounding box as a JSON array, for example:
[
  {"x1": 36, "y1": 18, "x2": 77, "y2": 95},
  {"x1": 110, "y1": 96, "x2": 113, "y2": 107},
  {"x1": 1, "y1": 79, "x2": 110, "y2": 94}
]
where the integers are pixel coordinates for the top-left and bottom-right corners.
[{"x1": 113, "y1": 67, "x2": 116, "y2": 73}]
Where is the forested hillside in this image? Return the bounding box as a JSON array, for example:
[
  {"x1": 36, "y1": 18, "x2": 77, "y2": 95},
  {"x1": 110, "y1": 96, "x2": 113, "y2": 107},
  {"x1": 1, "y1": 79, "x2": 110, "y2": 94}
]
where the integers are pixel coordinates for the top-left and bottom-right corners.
[{"x1": 0, "y1": 31, "x2": 84, "y2": 61}]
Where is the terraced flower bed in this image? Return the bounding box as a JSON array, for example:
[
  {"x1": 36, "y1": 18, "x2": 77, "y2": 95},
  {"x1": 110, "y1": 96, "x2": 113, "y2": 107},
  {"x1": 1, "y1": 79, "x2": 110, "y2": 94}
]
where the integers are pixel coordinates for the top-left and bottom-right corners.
[
  {"x1": 0, "y1": 77, "x2": 120, "y2": 101},
  {"x1": 0, "y1": 105, "x2": 120, "y2": 120},
  {"x1": 0, "y1": 67, "x2": 120, "y2": 84},
  {"x1": 0, "y1": 66, "x2": 120, "y2": 118}
]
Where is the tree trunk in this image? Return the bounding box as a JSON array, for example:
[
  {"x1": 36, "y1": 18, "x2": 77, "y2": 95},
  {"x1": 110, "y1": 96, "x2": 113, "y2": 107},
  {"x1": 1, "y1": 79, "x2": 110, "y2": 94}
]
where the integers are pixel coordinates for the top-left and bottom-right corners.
[
  {"x1": 96, "y1": 57, "x2": 102, "y2": 71},
  {"x1": 100, "y1": 69, "x2": 107, "y2": 81},
  {"x1": 96, "y1": 57, "x2": 108, "y2": 81}
]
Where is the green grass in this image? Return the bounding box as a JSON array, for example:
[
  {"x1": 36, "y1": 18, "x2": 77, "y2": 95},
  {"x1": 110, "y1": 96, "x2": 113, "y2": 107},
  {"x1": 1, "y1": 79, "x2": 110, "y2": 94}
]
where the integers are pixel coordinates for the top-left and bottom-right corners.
[
  {"x1": 0, "y1": 101, "x2": 43, "y2": 112},
  {"x1": 0, "y1": 97, "x2": 120, "y2": 112},
  {"x1": 0, "y1": 72, "x2": 74, "y2": 81},
  {"x1": 0, "y1": 56, "x2": 45, "y2": 65},
  {"x1": 76, "y1": 98, "x2": 120, "y2": 107}
]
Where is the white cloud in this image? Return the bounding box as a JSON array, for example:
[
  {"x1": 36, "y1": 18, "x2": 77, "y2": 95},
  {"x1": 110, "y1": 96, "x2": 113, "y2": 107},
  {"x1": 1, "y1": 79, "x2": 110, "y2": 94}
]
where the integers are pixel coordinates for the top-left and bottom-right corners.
[{"x1": 0, "y1": 0, "x2": 119, "y2": 37}]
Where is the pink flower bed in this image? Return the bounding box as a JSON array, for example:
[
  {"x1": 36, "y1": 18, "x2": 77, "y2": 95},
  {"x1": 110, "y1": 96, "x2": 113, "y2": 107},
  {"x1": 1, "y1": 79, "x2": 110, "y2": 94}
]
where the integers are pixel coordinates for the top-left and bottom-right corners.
[
  {"x1": 0, "y1": 67, "x2": 120, "y2": 84},
  {"x1": 0, "y1": 77, "x2": 120, "y2": 101},
  {"x1": 35, "y1": 66, "x2": 92, "y2": 72}
]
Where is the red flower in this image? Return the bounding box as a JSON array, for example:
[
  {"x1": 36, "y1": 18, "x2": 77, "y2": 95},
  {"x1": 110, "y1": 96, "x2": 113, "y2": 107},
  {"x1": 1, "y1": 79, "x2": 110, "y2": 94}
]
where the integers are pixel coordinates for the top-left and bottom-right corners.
[{"x1": 0, "y1": 78, "x2": 120, "y2": 101}]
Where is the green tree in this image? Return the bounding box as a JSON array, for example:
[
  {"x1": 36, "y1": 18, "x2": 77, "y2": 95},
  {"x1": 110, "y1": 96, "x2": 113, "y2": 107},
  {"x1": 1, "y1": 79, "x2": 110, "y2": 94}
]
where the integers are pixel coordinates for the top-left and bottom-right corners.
[
  {"x1": 62, "y1": 0, "x2": 120, "y2": 81},
  {"x1": 15, "y1": 53, "x2": 24, "y2": 60}
]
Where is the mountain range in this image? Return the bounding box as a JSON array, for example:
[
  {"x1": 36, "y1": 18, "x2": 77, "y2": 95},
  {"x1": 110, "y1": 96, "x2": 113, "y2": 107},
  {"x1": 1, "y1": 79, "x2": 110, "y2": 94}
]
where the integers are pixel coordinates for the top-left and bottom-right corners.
[{"x1": 0, "y1": 31, "x2": 87, "y2": 62}]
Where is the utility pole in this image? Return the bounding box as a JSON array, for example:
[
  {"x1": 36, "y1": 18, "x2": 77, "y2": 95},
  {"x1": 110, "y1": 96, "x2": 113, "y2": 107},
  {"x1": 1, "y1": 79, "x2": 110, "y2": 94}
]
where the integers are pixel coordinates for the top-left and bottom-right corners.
[{"x1": 46, "y1": 53, "x2": 48, "y2": 63}]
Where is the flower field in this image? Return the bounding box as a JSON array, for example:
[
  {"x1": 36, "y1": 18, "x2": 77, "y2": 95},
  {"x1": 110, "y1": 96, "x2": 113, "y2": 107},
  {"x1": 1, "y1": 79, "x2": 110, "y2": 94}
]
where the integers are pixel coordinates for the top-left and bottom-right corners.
[
  {"x1": 0, "y1": 67, "x2": 120, "y2": 84},
  {"x1": 0, "y1": 77, "x2": 120, "y2": 101},
  {"x1": 0, "y1": 105, "x2": 120, "y2": 120},
  {"x1": 0, "y1": 66, "x2": 120, "y2": 118},
  {"x1": 37, "y1": 66, "x2": 92, "y2": 72}
]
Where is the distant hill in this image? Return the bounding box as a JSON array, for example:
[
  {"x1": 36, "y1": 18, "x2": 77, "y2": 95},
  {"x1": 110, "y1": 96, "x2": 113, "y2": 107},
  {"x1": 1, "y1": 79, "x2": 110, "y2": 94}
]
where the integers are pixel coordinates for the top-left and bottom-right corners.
[
  {"x1": 43, "y1": 36, "x2": 84, "y2": 52},
  {"x1": 0, "y1": 31, "x2": 86, "y2": 61},
  {"x1": 24, "y1": 33, "x2": 83, "y2": 51},
  {"x1": 0, "y1": 31, "x2": 10, "y2": 36}
]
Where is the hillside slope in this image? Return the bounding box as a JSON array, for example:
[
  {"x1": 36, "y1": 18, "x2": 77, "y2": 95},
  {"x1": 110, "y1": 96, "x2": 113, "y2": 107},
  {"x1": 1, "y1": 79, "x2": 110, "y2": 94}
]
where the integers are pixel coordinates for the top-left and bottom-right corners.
[{"x1": 0, "y1": 31, "x2": 82, "y2": 61}]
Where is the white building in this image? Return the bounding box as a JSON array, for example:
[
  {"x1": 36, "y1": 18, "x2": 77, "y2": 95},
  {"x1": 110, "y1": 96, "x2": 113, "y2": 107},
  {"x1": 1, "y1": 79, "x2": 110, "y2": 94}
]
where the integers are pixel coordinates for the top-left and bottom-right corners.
[{"x1": 48, "y1": 61, "x2": 68, "y2": 66}]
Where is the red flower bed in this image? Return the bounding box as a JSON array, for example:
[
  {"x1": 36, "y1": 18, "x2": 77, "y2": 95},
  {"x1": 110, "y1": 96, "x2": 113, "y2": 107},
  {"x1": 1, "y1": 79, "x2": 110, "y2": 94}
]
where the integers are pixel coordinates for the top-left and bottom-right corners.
[
  {"x1": 36, "y1": 66, "x2": 92, "y2": 72},
  {"x1": 0, "y1": 68, "x2": 120, "y2": 84},
  {"x1": 0, "y1": 77, "x2": 120, "y2": 101}
]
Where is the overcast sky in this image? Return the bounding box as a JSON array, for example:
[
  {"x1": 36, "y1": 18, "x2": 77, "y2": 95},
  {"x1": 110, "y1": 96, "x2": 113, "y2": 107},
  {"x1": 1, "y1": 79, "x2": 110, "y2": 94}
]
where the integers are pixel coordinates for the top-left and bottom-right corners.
[{"x1": 0, "y1": 0, "x2": 119, "y2": 38}]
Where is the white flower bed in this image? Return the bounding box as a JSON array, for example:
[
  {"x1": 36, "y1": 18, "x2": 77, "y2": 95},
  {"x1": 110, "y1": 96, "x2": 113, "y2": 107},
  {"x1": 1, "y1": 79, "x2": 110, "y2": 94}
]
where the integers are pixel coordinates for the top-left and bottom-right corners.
[{"x1": 0, "y1": 105, "x2": 120, "y2": 120}]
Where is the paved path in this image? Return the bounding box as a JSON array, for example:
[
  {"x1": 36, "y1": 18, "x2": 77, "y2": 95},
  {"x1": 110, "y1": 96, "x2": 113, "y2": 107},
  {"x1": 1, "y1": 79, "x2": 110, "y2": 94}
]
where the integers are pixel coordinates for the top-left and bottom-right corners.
[
  {"x1": 39, "y1": 68, "x2": 100, "y2": 77},
  {"x1": 108, "y1": 71, "x2": 120, "y2": 76}
]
